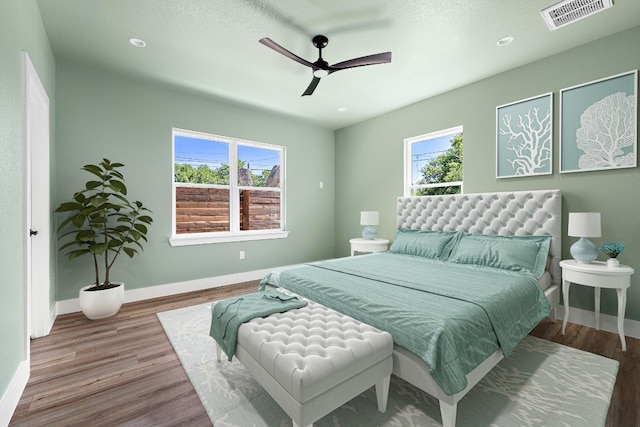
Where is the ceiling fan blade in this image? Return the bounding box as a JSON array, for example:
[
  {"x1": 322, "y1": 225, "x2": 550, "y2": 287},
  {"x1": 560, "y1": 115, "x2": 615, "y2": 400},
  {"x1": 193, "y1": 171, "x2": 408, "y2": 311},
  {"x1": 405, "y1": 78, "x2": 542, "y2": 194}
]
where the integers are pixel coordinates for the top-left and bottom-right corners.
[
  {"x1": 302, "y1": 77, "x2": 321, "y2": 96},
  {"x1": 329, "y1": 52, "x2": 392, "y2": 72},
  {"x1": 259, "y1": 38, "x2": 315, "y2": 69}
]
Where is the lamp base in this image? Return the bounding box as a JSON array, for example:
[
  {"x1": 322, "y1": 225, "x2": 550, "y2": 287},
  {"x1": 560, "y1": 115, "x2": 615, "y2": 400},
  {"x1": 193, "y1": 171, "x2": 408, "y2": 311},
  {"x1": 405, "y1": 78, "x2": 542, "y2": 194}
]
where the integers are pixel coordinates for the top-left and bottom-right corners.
[
  {"x1": 362, "y1": 226, "x2": 377, "y2": 239},
  {"x1": 570, "y1": 237, "x2": 598, "y2": 263}
]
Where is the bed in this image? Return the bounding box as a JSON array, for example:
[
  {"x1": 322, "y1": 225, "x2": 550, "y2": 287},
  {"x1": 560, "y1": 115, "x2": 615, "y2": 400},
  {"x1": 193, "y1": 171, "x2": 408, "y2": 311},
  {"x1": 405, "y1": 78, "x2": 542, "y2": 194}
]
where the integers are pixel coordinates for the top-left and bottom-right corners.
[{"x1": 259, "y1": 189, "x2": 561, "y2": 427}]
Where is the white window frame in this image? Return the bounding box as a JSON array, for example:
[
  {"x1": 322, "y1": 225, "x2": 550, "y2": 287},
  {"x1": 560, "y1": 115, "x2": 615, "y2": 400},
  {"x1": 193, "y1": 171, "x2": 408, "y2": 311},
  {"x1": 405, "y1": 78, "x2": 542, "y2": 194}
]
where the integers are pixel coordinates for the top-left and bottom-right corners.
[
  {"x1": 170, "y1": 128, "x2": 288, "y2": 246},
  {"x1": 404, "y1": 125, "x2": 463, "y2": 197}
]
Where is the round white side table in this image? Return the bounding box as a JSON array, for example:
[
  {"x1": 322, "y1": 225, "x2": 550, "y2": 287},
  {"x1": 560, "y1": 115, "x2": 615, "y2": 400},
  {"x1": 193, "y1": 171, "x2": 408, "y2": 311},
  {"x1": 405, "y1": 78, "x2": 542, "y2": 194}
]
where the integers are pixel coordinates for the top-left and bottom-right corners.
[
  {"x1": 559, "y1": 259, "x2": 634, "y2": 351},
  {"x1": 349, "y1": 238, "x2": 389, "y2": 256}
]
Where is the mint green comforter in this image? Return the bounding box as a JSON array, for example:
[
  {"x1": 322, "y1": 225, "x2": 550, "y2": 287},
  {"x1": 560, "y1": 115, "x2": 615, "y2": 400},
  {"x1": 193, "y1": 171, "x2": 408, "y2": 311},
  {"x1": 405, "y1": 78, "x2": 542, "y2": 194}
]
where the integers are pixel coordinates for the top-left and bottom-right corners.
[{"x1": 258, "y1": 252, "x2": 550, "y2": 395}]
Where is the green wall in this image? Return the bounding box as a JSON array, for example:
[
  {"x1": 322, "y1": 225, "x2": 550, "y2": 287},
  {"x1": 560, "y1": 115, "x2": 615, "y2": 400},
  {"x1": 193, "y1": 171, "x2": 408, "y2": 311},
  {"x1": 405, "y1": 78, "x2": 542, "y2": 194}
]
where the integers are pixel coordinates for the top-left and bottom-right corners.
[
  {"x1": 0, "y1": 0, "x2": 55, "y2": 407},
  {"x1": 336, "y1": 26, "x2": 640, "y2": 322},
  {"x1": 54, "y1": 61, "x2": 335, "y2": 300}
]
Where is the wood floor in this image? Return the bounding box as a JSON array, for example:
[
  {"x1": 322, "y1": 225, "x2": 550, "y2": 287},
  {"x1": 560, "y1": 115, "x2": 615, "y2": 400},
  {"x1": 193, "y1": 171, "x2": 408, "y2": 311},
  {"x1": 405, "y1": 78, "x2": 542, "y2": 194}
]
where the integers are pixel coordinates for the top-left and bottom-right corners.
[{"x1": 10, "y1": 282, "x2": 639, "y2": 427}]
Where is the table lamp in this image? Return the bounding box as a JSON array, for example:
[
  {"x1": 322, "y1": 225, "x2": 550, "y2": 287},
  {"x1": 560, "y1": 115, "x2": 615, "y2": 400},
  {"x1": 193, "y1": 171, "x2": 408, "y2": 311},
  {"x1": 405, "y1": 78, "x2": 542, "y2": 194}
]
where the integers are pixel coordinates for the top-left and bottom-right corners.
[
  {"x1": 360, "y1": 211, "x2": 379, "y2": 239},
  {"x1": 568, "y1": 212, "x2": 601, "y2": 263}
]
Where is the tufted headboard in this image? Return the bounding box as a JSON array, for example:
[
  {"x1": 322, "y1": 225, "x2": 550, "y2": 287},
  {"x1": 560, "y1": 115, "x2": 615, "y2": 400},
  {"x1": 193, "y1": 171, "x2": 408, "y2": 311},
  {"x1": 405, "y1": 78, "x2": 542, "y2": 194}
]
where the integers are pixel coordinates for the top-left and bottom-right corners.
[{"x1": 397, "y1": 189, "x2": 562, "y2": 286}]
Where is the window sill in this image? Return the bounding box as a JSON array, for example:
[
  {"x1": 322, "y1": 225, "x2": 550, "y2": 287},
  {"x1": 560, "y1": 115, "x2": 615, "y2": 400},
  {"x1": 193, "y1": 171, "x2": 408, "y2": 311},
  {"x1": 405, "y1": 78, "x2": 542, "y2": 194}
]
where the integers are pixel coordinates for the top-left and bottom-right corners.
[{"x1": 169, "y1": 230, "x2": 290, "y2": 246}]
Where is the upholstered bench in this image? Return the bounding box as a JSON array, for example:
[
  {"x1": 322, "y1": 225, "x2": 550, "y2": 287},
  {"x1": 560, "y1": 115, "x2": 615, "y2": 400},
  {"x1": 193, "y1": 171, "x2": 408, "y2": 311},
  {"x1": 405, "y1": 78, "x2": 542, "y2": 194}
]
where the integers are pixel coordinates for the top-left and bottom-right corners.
[{"x1": 213, "y1": 289, "x2": 393, "y2": 427}]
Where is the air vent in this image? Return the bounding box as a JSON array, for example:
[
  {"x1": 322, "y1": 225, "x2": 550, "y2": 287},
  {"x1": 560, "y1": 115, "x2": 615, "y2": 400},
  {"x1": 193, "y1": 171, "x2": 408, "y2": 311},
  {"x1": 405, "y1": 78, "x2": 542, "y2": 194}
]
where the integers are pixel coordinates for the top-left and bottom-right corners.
[{"x1": 541, "y1": 0, "x2": 613, "y2": 31}]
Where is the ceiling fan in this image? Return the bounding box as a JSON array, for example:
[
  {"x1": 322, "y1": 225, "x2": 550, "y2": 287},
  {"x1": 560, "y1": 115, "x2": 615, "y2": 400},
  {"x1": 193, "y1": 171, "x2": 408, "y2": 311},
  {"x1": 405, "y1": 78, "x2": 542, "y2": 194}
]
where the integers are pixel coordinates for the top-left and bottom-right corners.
[{"x1": 259, "y1": 35, "x2": 392, "y2": 96}]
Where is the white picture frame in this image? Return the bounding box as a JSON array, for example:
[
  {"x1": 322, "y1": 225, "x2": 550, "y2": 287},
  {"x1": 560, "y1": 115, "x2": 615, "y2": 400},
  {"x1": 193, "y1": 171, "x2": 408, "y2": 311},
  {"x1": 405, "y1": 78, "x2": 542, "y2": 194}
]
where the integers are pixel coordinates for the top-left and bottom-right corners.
[
  {"x1": 496, "y1": 92, "x2": 553, "y2": 178},
  {"x1": 560, "y1": 70, "x2": 637, "y2": 173}
]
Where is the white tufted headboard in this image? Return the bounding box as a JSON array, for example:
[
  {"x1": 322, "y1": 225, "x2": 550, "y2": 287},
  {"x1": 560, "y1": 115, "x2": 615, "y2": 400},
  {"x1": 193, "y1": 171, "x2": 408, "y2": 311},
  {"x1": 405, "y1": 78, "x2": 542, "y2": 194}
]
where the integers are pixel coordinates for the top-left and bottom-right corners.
[{"x1": 397, "y1": 189, "x2": 562, "y2": 286}]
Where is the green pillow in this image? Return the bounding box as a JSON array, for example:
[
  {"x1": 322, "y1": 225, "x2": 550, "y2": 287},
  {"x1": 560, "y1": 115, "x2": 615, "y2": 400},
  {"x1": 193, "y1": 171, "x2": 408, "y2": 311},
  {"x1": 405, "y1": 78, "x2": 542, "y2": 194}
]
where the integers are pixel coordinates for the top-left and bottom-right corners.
[
  {"x1": 389, "y1": 230, "x2": 460, "y2": 260},
  {"x1": 447, "y1": 234, "x2": 551, "y2": 278}
]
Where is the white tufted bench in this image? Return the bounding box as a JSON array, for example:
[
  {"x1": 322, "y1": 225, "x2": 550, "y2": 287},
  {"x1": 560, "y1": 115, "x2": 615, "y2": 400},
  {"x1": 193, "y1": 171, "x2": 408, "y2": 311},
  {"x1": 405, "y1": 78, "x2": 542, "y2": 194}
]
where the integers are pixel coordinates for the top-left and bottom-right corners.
[{"x1": 213, "y1": 288, "x2": 393, "y2": 427}]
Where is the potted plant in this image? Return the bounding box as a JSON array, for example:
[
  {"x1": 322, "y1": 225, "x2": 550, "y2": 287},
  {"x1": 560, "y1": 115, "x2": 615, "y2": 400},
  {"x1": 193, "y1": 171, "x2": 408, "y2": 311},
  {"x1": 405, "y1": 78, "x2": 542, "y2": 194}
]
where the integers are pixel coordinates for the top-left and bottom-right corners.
[
  {"x1": 55, "y1": 159, "x2": 153, "y2": 319},
  {"x1": 599, "y1": 242, "x2": 625, "y2": 268}
]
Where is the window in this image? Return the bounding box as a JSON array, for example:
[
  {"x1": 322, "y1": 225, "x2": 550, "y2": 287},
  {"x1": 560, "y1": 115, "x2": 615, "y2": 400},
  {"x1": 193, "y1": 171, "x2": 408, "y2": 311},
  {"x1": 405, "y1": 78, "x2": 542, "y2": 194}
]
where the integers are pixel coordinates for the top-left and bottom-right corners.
[
  {"x1": 170, "y1": 128, "x2": 287, "y2": 246},
  {"x1": 404, "y1": 126, "x2": 463, "y2": 196}
]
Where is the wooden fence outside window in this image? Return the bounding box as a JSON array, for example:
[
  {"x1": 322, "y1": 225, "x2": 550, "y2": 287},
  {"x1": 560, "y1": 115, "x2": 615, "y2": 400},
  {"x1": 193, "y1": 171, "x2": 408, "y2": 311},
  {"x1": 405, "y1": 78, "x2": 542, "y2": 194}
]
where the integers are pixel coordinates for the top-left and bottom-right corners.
[{"x1": 175, "y1": 186, "x2": 280, "y2": 234}]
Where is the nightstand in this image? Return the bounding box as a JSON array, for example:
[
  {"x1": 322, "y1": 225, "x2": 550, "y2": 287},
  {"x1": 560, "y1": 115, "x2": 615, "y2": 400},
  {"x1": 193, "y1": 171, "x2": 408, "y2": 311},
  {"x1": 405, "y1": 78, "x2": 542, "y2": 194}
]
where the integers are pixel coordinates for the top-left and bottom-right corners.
[
  {"x1": 349, "y1": 238, "x2": 389, "y2": 256},
  {"x1": 560, "y1": 259, "x2": 634, "y2": 351}
]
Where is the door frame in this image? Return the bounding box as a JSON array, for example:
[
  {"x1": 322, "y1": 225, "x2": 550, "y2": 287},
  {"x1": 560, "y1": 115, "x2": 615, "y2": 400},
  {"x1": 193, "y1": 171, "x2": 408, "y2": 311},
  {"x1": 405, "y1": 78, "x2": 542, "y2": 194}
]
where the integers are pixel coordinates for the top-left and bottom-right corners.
[{"x1": 23, "y1": 52, "x2": 52, "y2": 340}]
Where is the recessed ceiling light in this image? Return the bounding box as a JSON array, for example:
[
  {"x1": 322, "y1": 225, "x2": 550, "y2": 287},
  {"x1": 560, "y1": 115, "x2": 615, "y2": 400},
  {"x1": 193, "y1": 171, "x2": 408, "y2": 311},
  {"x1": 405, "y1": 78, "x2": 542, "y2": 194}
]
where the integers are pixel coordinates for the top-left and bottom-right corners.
[
  {"x1": 128, "y1": 37, "x2": 146, "y2": 48},
  {"x1": 338, "y1": 107, "x2": 347, "y2": 112},
  {"x1": 496, "y1": 36, "x2": 514, "y2": 47}
]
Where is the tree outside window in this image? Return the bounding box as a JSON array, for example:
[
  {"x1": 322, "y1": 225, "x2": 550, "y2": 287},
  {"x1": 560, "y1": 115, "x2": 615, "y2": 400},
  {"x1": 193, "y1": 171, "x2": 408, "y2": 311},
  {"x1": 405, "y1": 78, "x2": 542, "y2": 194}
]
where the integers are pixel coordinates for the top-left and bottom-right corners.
[{"x1": 405, "y1": 126, "x2": 463, "y2": 196}]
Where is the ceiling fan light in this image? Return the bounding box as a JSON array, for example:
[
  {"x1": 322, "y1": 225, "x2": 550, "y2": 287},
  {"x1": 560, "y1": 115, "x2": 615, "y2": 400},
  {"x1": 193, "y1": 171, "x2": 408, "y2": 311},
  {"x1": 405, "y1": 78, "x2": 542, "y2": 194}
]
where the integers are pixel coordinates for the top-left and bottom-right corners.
[{"x1": 313, "y1": 69, "x2": 329, "y2": 78}]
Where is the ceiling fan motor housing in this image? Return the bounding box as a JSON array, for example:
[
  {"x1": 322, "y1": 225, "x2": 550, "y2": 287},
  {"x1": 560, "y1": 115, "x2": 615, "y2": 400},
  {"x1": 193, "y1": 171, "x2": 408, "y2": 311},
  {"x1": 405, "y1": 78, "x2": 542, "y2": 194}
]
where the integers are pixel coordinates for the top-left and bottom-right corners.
[{"x1": 312, "y1": 35, "x2": 329, "y2": 49}]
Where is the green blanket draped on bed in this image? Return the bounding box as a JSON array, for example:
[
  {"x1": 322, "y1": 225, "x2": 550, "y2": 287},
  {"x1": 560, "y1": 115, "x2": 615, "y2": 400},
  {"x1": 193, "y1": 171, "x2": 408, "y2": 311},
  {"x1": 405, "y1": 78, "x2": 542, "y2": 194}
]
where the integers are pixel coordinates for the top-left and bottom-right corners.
[{"x1": 258, "y1": 252, "x2": 550, "y2": 396}]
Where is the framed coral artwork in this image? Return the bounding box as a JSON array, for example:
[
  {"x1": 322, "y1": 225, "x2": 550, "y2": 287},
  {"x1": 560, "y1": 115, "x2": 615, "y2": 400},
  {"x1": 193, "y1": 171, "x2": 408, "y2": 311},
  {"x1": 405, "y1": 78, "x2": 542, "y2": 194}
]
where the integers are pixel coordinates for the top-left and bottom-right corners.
[
  {"x1": 560, "y1": 70, "x2": 638, "y2": 173},
  {"x1": 496, "y1": 92, "x2": 553, "y2": 178}
]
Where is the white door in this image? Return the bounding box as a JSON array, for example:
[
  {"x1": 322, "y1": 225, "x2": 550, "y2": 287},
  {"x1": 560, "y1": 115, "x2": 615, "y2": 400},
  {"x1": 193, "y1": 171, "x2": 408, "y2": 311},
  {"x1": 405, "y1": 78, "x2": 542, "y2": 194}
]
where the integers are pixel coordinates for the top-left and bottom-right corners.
[{"x1": 23, "y1": 52, "x2": 52, "y2": 339}]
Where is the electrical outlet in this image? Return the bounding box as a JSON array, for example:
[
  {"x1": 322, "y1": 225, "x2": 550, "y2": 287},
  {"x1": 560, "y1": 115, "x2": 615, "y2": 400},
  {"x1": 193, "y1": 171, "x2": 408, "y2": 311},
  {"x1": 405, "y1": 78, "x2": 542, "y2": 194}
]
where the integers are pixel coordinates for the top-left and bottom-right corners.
[
  {"x1": 239, "y1": 250, "x2": 245, "y2": 260},
  {"x1": 319, "y1": 181, "x2": 324, "y2": 189}
]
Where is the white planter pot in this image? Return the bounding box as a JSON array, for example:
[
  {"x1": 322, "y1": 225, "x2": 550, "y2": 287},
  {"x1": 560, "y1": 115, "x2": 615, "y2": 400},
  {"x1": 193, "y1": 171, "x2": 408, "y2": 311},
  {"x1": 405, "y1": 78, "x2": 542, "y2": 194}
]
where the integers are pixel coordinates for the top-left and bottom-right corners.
[
  {"x1": 79, "y1": 282, "x2": 125, "y2": 320},
  {"x1": 607, "y1": 258, "x2": 620, "y2": 268}
]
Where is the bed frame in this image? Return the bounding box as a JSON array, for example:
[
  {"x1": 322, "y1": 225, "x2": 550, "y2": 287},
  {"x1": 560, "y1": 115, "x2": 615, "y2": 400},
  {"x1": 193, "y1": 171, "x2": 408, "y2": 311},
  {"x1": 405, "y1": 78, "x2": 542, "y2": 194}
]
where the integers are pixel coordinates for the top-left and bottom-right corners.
[{"x1": 394, "y1": 189, "x2": 561, "y2": 427}]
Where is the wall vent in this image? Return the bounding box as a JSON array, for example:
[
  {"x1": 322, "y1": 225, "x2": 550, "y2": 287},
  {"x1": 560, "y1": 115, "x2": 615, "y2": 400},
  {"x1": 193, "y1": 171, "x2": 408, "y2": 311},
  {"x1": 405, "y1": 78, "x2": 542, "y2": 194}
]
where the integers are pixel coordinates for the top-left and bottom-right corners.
[{"x1": 541, "y1": 0, "x2": 613, "y2": 31}]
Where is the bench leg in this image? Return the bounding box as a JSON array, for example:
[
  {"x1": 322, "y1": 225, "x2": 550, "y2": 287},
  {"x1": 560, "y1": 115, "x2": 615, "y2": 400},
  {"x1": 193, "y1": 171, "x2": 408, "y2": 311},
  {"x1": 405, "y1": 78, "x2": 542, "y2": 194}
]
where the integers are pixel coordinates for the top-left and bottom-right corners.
[
  {"x1": 214, "y1": 342, "x2": 222, "y2": 362},
  {"x1": 375, "y1": 374, "x2": 391, "y2": 412},
  {"x1": 439, "y1": 400, "x2": 457, "y2": 427}
]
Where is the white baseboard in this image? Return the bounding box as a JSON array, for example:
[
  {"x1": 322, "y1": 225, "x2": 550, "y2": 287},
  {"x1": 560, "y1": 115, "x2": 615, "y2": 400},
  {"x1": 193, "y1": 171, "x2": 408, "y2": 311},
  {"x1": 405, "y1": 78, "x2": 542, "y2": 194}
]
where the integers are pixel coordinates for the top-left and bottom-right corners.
[
  {"x1": 0, "y1": 359, "x2": 29, "y2": 427},
  {"x1": 48, "y1": 304, "x2": 56, "y2": 334},
  {"x1": 55, "y1": 268, "x2": 271, "y2": 316},
  {"x1": 557, "y1": 304, "x2": 640, "y2": 340}
]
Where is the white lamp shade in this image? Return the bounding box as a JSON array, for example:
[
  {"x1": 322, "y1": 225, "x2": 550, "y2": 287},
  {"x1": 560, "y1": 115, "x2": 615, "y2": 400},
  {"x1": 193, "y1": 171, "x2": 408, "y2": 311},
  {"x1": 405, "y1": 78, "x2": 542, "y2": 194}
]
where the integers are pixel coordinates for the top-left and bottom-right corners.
[
  {"x1": 360, "y1": 211, "x2": 379, "y2": 226},
  {"x1": 568, "y1": 212, "x2": 601, "y2": 237}
]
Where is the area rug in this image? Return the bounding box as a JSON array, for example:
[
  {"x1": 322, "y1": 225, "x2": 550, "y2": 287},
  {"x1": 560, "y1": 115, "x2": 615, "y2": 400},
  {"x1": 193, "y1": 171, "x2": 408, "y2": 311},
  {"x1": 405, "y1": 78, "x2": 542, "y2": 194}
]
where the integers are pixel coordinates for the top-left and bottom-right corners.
[{"x1": 158, "y1": 303, "x2": 619, "y2": 427}]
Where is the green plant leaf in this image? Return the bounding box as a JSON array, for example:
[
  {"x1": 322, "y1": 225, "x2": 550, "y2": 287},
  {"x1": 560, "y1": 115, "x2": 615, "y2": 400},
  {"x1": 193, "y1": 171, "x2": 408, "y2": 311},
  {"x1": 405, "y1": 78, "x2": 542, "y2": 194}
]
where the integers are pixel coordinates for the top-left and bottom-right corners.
[
  {"x1": 76, "y1": 230, "x2": 96, "y2": 242},
  {"x1": 123, "y1": 247, "x2": 137, "y2": 257},
  {"x1": 134, "y1": 223, "x2": 148, "y2": 234},
  {"x1": 138, "y1": 215, "x2": 153, "y2": 224},
  {"x1": 55, "y1": 202, "x2": 83, "y2": 212},
  {"x1": 82, "y1": 164, "x2": 104, "y2": 178},
  {"x1": 56, "y1": 217, "x2": 76, "y2": 233},
  {"x1": 111, "y1": 170, "x2": 124, "y2": 180},
  {"x1": 85, "y1": 180, "x2": 103, "y2": 190},
  {"x1": 128, "y1": 229, "x2": 142, "y2": 240},
  {"x1": 108, "y1": 180, "x2": 127, "y2": 194},
  {"x1": 68, "y1": 249, "x2": 91, "y2": 259},
  {"x1": 90, "y1": 197, "x2": 110, "y2": 208},
  {"x1": 111, "y1": 193, "x2": 129, "y2": 204},
  {"x1": 59, "y1": 240, "x2": 83, "y2": 251},
  {"x1": 89, "y1": 242, "x2": 108, "y2": 255},
  {"x1": 71, "y1": 214, "x2": 87, "y2": 228}
]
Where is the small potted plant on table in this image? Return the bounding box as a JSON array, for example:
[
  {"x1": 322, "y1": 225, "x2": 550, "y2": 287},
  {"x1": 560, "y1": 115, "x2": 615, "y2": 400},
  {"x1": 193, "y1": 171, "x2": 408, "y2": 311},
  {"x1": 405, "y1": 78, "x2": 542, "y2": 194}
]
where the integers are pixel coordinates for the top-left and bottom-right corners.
[
  {"x1": 599, "y1": 242, "x2": 625, "y2": 268},
  {"x1": 55, "y1": 159, "x2": 153, "y2": 319}
]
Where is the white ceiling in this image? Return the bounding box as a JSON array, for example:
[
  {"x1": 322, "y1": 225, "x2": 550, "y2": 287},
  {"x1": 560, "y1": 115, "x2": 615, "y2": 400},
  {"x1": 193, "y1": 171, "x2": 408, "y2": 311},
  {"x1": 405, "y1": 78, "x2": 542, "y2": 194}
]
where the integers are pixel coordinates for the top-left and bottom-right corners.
[{"x1": 36, "y1": 0, "x2": 640, "y2": 130}]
